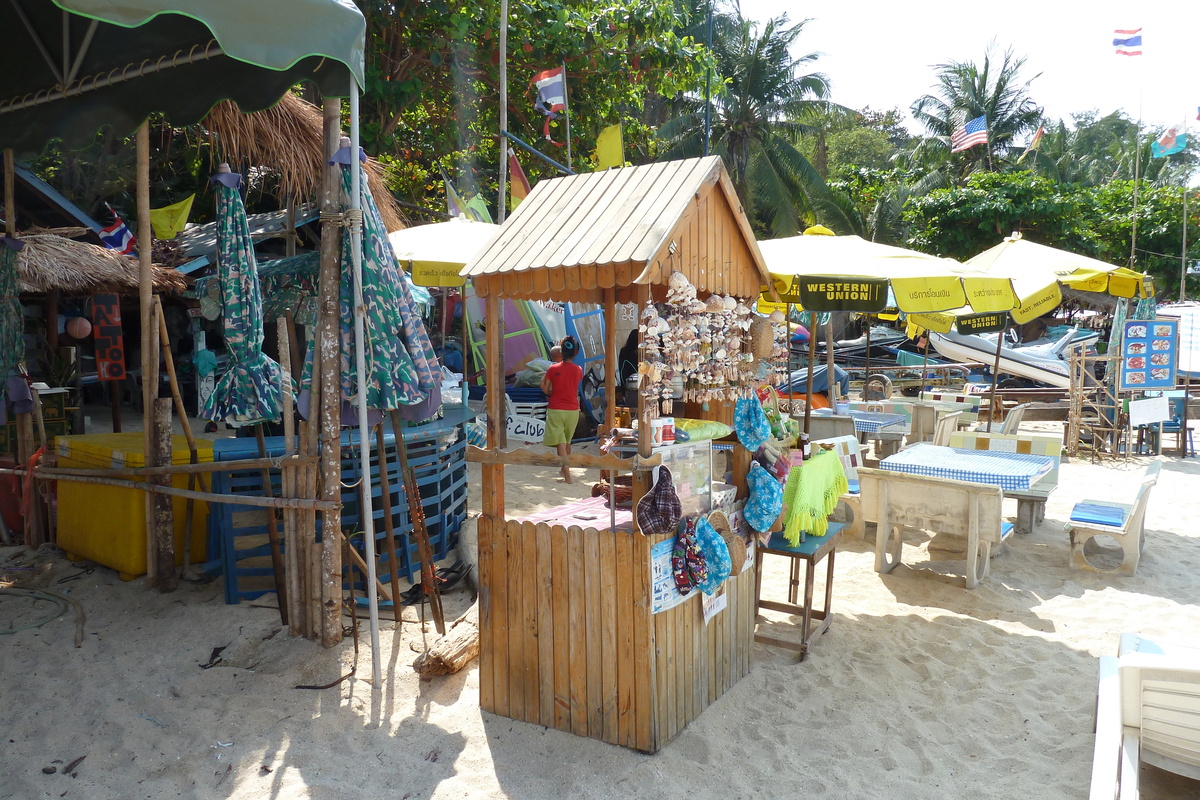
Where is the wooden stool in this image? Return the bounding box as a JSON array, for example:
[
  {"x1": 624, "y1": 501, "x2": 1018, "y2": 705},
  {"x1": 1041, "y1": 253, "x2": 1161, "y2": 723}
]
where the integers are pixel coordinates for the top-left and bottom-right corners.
[{"x1": 754, "y1": 523, "x2": 843, "y2": 660}]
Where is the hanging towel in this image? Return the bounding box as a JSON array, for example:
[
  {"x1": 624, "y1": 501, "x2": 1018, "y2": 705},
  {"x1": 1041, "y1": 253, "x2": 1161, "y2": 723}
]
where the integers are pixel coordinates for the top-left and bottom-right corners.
[{"x1": 781, "y1": 448, "x2": 848, "y2": 546}]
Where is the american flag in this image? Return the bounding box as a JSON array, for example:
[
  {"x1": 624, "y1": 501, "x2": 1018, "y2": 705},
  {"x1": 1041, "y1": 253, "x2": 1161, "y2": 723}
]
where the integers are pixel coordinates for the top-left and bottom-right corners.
[
  {"x1": 950, "y1": 115, "x2": 988, "y2": 153},
  {"x1": 1113, "y1": 28, "x2": 1142, "y2": 56}
]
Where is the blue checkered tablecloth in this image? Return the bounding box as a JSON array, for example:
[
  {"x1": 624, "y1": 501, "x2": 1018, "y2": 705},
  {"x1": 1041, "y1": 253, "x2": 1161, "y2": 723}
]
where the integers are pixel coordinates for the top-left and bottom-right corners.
[
  {"x1": 879, "y1": 443, "x2": 1054, "y2": 492},
  {"x1": 812, "y1": 409, "x2": 907, "y2": 434}
]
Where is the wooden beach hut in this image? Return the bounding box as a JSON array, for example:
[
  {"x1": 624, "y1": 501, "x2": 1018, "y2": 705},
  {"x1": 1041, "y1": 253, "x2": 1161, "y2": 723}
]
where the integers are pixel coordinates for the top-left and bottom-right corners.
[{"x1": 462, "y1": 155, "x2": 774, "y2": 752}]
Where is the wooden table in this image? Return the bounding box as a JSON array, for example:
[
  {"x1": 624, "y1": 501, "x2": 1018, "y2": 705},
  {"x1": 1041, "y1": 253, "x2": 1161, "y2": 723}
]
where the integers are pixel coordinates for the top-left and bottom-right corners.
[{"x1": 754, "y1": 523, "x2": 844, "y2": 660}]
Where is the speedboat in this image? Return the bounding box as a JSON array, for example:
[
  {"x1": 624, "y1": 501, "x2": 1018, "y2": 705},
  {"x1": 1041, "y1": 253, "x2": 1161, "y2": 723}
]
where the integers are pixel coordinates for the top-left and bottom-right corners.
[{"x1": 929, "y1": 326, "x2": 1100, "y2": 388}]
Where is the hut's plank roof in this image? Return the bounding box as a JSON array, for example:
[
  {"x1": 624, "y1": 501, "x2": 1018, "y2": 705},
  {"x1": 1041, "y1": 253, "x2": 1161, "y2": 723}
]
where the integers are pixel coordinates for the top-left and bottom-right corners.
[{"x1": 463, "y1": 157, "x2": 770, "y2": 301}]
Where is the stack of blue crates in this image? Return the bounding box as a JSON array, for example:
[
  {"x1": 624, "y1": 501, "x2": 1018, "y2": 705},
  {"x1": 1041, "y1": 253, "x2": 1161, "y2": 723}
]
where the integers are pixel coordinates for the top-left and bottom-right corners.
[{"x1": 208, "y1": 412, "x2": 470, "y2": 605}]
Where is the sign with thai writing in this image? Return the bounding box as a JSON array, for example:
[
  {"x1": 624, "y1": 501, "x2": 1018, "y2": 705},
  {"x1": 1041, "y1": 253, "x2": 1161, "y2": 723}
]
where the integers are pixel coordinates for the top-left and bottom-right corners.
[
  {"x1": 411, "y1": 261, "x2": 466, "y2": 287},
  {"x1": 90, "y1": 293, "x2": 126, "y2": 381}
]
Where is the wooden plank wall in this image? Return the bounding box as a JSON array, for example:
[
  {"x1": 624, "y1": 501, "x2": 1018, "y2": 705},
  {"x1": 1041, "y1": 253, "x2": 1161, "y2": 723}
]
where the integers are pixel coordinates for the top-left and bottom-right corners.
[{"x1": 479, "y1": 515, "x2": 756, "y2": 753}]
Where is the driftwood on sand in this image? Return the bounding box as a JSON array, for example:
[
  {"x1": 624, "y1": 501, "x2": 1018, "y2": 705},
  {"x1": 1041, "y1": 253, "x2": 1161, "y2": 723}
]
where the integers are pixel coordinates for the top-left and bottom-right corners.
[{"x1": 413, "y1": 602, "x2": 479, "y2": 678}]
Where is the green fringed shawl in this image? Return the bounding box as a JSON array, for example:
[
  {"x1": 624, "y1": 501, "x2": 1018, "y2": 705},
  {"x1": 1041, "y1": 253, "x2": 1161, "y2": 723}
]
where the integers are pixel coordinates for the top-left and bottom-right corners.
[{"x1": 781, "y1": 449, "x2": 849, "y2": 546}]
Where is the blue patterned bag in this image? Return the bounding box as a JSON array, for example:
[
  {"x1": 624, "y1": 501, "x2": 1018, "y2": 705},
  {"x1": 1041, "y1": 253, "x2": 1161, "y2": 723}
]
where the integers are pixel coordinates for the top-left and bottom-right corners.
[
  {"x1": 744, "y1": 461, "x2": 784, "y2": 533},
  {"x1": 734, "y1": 396, "x2": 770, "y2": 452},
  {"x1": 694, "y1": 515, "x2": 731, "y2": 595}
]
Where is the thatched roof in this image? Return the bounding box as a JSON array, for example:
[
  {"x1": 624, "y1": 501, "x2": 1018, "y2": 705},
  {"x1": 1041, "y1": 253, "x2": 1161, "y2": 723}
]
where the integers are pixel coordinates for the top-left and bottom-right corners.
[
  {"x1": 16, "y1": 235, "x2": 187, "y2": 295},
  {"x1": 202, "y1": 94, "x2": 406, "y2": 233}
]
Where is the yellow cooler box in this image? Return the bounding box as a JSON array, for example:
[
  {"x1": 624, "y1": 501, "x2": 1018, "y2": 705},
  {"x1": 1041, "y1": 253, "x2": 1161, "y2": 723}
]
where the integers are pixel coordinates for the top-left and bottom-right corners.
[{"x1": 56, "y1": 432, "x2": 214, "y2": 580}]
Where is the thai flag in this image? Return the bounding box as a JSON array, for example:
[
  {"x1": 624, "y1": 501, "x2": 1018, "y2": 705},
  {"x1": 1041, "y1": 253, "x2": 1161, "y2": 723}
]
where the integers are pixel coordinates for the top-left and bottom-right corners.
[
  {"x1": 1113, "y1": 28, "x2": 1142, "y2": 56},
  {"x1": 532, "y1": 67, "x2": 566, "y2": 116},
  {"x1": 99, "y1": 203, "x2": 136, "y2": 255}
]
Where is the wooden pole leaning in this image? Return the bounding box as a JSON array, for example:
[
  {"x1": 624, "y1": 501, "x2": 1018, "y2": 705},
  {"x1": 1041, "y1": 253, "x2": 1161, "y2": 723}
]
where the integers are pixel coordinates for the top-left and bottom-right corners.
[
  {"x1": 150, "y1": 398, "x2": 176, "y2": 592},
  {"x1": 279, "y1": 316, "x2": 306, "y2": 636},
  {"x1": 374, "y1": 423, "x2": 404, "y2": 624},
  {"x1": 255, "y1": 424, "x2": 289, "y2": 626},
  {"x1": 317, "y1": 98, "x2": 344, "y2": 647}
]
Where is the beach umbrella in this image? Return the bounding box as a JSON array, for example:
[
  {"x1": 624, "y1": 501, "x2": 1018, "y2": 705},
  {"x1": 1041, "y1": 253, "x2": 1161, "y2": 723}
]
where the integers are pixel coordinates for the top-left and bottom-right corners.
[
  {"x1": 199, "y1": 166, "x2": 286, "y2": 425},
  {"x1": 388, "y1": 219, "x2": 499, "y2": 288},
  {"x1": 0, "y1": 239, "x2": 23, "y2": 383},
  {"x1": 327, "y1": 148, "x2": 442, "y2": 416}
]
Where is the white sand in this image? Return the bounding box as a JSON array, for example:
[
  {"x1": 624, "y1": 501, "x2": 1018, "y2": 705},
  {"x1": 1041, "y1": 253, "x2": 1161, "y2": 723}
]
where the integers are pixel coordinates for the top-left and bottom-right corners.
[{"x1": 3, "y1": 436, "x2": 1200, "y2": 799}]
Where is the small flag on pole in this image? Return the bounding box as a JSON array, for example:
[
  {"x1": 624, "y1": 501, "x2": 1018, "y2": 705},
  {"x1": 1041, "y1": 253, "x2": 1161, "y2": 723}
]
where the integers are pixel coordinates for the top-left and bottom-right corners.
[
  {"x1": 950, "y1": 115, "x2": 988, "y2": 153},
  {"x1": 1195, "y1": 106, "x2": 1199, "y2": 122},
  {"x1": 1150, "y1": 123, "x2": 1187, "y2": 158},
  {"x1": 99, "y1": 203, "x2": 136, "y2": 254},
  {"x1": 463, "y1": 194, "x2": 493, "y2": 224},
  {"x1": 148, "y1": 194, "x2": 194, "y2": 239},
  {"x1": 1018, "y1": 124, "x2": 1045, "y2": 163},
  {"x1": 594, "y1": 124, "x2": 624, "y2": 170},
  {"x1": 532, "y1": 66, "x2": 567, "y2": 144},
  {"x1": 444, "y1": 176, "x2": 467, "y2": 218},
  {"x1": 1113, "y1": 28, "x2": 1142, "y2": 56},
  {"x1": 508, "y1": 150, "x2": 532, "y2": 208}
]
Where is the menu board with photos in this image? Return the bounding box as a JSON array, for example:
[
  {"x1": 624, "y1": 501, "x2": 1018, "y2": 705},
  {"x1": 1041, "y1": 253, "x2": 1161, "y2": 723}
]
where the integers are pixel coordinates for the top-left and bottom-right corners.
[{"x1": 1119, "y1": 319, "x2": 1177, "y2": 391}]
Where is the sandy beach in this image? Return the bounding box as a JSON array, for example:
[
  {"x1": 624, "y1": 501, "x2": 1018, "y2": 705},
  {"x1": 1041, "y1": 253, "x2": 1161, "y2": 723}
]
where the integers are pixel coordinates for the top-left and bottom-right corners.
[{"x1": 3, "y1": 434, "x2": 1199, "y2": 799}]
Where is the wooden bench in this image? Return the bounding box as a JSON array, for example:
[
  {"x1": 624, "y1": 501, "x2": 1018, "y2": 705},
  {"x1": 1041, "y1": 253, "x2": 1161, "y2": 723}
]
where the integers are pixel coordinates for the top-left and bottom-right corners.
[
  {"x1": 947, "y1": 430, "x2": 1064, "y2": 535},
  {"x1": 1067, "y1": 461, "x2": 1161, "y2": 576},
  {"x1": 856, "y1": 467, "x2": 1013, "y2": 589},
  {"x1": 813, "y1": 435, "x2": 865, "y2": 539}
]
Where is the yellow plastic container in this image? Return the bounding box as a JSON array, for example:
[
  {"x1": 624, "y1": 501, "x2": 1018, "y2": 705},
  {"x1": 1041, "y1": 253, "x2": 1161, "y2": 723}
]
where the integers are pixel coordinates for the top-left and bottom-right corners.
[{"x1": 56, "y1": 432, "x2": 214, "y2": 580}]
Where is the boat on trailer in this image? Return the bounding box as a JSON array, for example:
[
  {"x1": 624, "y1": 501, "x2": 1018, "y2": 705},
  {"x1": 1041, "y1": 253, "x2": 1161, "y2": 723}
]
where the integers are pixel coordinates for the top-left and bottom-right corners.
[{"x1": 929, "y1": 327, "x2": 1100, "y2": 388}]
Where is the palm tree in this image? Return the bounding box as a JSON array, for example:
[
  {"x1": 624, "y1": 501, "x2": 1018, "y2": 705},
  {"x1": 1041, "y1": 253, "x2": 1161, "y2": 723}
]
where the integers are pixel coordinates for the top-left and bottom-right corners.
[
  {"x1": 657, "y1": 7, "x2": 839, "y2": 236},
  {"x1": 909, "y1": 46, "x2": 1043, "y2": 180}
]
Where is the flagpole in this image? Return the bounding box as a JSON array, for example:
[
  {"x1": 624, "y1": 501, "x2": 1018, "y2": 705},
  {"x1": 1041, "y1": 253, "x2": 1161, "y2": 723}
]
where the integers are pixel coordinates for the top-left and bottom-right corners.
[
  {"x1": 1182, "y1": 139, "x2": 1189, "y2": 302},
  {"x1": 561, "y1": 60, "x2": 572, "y2": 171},
  {"x1": 1130, "y1": 93, "x2": 1143, "y2": 268},
  {"x1": 704, "y1": 0, "x2": 713, "y2": 156},
  {"x1": 497, "y1": 0, "x2": 508, "y2": 224}
]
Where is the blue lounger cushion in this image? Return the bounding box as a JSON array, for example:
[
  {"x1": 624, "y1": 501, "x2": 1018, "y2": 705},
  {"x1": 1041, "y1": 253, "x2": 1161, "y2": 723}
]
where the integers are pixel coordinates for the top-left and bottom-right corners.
[
  {"x1": 846, "y1": 478, "x2": 860, "y2": 495},
  {"x1": 1070, "y1": 502, "x2": 1128, "y2": 527}
]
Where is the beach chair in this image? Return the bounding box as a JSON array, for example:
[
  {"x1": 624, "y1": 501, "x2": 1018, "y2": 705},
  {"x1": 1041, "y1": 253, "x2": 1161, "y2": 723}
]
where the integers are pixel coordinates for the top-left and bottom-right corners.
[
  {"x1": 1066, "y1": 461, "x2": 1161, "y2": 576},
  {"x1": 931, "y1": 410, "x2": 963, "y2": 447},
  {"x1": 972, "y1": 402, "x2": 1029, "y2": 435},
  {"x1": 1090, "y1": 637, "x2": 1200, "y2": 800},
  {"x1": 813, "y1": 435, "x2": 864, "y2": 539}
]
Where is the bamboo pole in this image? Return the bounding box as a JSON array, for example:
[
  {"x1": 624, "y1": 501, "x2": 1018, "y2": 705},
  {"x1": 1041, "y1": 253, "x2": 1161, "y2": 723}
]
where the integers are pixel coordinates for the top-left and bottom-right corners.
[
  {"x1": 3, "y1": 455, "x2": 313, "y2": 480},
  {"x1": 279, "y1": 316, "x2": 303, "y2": 635},
  {"x1": 150, "y1": 398, "x2": 176, "y2": 591},
  {"x1": 136, "y1": 123, "x2": 164, "y2": 585},
  {"x1": 392, "y1": 409, "x2": 444, "y2": 635},
  {"x1": 497, "y1": 0, "x2": 509, "y2": 224},
  {"x1": 804, "y1": 328, "x2": 816, "y2": 435},
  {"x1": 375, "y1": 424, "x2": 404, "y2": 624},
  {"x1": 300, "y1": 421, "x2": 321, "y2": 640},
  {"x1": 603, "y1": 288, "x2": 617, "y2": 427},
  {"x1": 482, "y1": 292, "x2": 506, "y2": 519},
  {"x1": 317, "y1": 97, "x2": 344, "y2": 648}
]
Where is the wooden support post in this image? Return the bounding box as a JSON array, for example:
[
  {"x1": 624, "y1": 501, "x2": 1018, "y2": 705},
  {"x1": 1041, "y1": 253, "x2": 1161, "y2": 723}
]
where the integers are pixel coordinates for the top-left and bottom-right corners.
[
  {"x1": 150, "y1": 398, "x2": 176, "y2": 592},
  {"x1": 393, "y1": 409, "x2": 445, "y2": 635},
  {"x1": 603, "y1": 288, "x2": 617, "y2": 428},
  {"x1": 632, "y1": 285, "x2": 652, "y2": 512},
  {"x1": 482, "y1": 292, "x2": 506, "y2": 519},
  {"x1": 136, "y1": 123, "x2": 164, "y2": 584},
  {"x1": 3, "y1": 149, "x2": 13, "y2": 236},
  {"x1": 278, "y1": 317, "x2": 305, "y2": 635},
  {"x1": 317, "y1": 98, "x2": 344, "y2": 647}
]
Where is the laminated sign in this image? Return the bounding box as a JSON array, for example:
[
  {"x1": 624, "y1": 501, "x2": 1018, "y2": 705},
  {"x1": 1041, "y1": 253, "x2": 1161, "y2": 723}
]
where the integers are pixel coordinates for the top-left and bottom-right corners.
[
  {"x1": 955, "y1": 312, "x2": 1010, "y2": 335},
  {"x1": 90, "y1": 293, "x2": 126, "y2": 381},
  {"x1": 790, "y1": 276, "x2": 889, "y2": 312}
]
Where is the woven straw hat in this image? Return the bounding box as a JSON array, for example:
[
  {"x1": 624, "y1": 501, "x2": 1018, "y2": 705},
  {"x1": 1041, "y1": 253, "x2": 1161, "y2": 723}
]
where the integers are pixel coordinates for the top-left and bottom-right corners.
[
  {"x1": 748, "y1": 315, "x2": 774, "y2": 360},
  {"x1": 707, "y1": 509, "x2": 745, "y2": 575}
]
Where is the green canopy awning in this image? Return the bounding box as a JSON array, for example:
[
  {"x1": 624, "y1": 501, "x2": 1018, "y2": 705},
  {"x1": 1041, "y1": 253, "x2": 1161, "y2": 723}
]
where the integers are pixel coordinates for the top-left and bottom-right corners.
[{"x1": 0, "y1": 0, "x2": 365, "y2": 154}]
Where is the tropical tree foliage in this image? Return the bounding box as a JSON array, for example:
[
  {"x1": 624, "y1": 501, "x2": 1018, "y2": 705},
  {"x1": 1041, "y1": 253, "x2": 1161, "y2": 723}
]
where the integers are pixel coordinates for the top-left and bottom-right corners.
[
  {"x1": 656, "y1": 11, "x2": 837, "y2": 237},
  {"x1": 908, "y1": 47, "x2": 1043, "y2": 179}
]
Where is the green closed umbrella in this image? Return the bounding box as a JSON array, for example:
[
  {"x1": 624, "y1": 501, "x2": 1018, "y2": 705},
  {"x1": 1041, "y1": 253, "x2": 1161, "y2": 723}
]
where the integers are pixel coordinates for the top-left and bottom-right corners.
[
  {"x1": 199, "y1": 166, "x2": 286, "y2": 425},
  {"x1": 0, "y1": 240, "x2": 23, "y2": 386}
]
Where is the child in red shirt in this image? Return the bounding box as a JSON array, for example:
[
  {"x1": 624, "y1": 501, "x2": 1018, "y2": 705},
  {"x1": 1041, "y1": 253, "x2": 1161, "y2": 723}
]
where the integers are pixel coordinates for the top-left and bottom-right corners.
[{"x1": 540, "y1": 336, "x2": 583, "y2": 482}]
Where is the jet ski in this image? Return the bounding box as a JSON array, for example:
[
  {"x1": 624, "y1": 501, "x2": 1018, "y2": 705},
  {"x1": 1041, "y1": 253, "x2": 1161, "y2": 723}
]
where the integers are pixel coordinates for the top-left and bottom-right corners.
[{"x1": 929, "y1": 326, "x2": 1100, "y2": 388}]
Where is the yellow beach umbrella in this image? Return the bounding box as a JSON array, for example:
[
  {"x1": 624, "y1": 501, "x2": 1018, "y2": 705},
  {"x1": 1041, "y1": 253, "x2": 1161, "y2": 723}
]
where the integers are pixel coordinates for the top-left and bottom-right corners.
[
  {"x1": 758, "y1": 234, "x2": 1019, "y2": 314},
  {"x1": 389, "y1": 218, "x2": 500, "y2": 287}
]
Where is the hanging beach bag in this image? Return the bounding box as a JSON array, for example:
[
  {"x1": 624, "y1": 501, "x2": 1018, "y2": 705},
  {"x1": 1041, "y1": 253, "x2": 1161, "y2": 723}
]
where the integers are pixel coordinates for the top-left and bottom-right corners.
[
  {"x1": 734, "y1": 396, "x2": 770, "y2": 452},
  {"x1": 694, "y1": 515, "x2": 732, "y2": 595},
  {"x1": 671, "y1": 517, "x2": 708, "y2": 596},
  {"x1": 636, "y1": 465, "x2": 682, "y2": 537},
  {"x1": 744, "y1": 461, "x2": 784, "y2": 533}
]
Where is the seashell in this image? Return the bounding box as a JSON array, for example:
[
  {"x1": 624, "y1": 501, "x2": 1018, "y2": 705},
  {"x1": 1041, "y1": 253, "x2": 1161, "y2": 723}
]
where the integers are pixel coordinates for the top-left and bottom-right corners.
[
  {"x1": 723, "y1": 295, "x2": 737, "y2": 312},
  {"x1": 715, "y1": 348, "x2": 727, "y2": 360},
  {"x1": 769, "y1": 310, "x2": 786, "y2": 324},
  {"x1": 690, "y1": 300, "x2": 708, "y2": 314},
  {"x1": 734, "y1": 303, "x2": 751, "y2": 316},
  {"x1": 669, "y1": 271, "x2": 690, "y2": 291},
  {"x1": 705, "y1": 295, "x2": 724, "y2": 313}
]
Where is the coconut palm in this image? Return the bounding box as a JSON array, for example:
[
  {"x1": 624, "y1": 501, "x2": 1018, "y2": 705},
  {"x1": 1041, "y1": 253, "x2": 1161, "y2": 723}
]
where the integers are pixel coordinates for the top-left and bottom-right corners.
[
  {"x1": 657, "y1": 8, "x2": 840, "y2": 236},
  {"x1": 908, "y1": 47, "x2": 1043, "y2": 180}
]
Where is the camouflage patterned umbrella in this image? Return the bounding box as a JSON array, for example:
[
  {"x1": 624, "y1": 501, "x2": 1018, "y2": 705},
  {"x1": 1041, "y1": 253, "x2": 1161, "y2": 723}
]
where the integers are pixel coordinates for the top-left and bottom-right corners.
[
  {"x1": 199, "y1": 168, "x2": 285, "y2": 425},
  {"x1": 329, "y1": 154, "x2": 440, "y2": 414},
  {"x1": 0, "y1": 239, "x2": 23, "y2": 382}
]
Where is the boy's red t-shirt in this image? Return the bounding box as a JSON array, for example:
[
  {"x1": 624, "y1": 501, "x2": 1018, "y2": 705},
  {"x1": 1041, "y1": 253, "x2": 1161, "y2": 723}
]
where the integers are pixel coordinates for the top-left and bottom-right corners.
[{"x1": 544, "y1": 361, "x2": 583, "y2": 410}]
